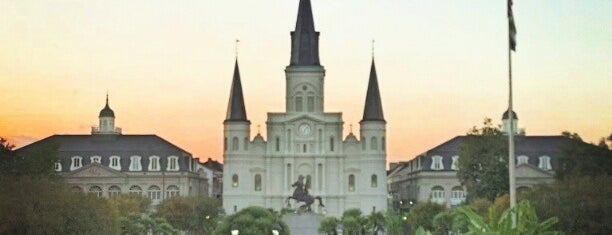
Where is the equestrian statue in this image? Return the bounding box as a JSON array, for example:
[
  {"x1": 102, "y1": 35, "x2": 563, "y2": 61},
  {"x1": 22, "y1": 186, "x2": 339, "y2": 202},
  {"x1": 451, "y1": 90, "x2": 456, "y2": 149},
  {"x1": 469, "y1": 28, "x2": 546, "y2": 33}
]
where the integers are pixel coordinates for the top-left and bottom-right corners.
[{"x1": 285, "y1": 175, "x2": 324, "y2": 213}]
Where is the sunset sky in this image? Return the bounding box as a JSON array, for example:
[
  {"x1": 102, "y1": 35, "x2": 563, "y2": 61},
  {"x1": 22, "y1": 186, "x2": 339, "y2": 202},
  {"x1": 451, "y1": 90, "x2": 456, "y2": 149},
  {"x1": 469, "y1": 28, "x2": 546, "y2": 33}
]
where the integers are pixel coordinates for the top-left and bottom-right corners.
[{"x1": 1, "y1": 0, "x2": 610, "y2": 164}]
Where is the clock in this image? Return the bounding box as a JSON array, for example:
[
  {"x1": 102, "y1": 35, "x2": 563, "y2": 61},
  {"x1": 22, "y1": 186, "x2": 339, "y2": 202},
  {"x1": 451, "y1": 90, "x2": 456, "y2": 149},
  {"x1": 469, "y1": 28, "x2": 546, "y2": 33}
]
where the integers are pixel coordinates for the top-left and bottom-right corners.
[{"x1": 298, "y1": 123, "x2": 312, "y2": 136}]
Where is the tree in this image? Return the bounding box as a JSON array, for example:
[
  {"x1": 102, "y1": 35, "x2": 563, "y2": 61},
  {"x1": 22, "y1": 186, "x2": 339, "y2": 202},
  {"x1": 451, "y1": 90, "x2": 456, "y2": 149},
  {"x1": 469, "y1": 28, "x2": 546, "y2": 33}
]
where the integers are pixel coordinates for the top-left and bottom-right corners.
[
  {"x1": 408, "y1": 201, "x2": 446, "y2": 232},
  {"x1": 213, "y1": 206, "x2": 289, "y2": 235},
  {"x1": 365, "y1": 211, "x2": 386, "y2": 234},
  {"x1": 156, "y1": 196, "x2": 222, "y2": 234},
  {"x1": 341, "y1": 208, "x2": 366, "y2": 235},
  {"x1": 109, "y1": 193, "x2": 151, "y2": 217},
  {"x1": 384, "y1": 212, "x2": 411, "y2": 235},
  {"x1": 319, "y1": 216, "x2": 339, "y2": 235},
  {"x1": 0, "y1": 137, "x2": 59, "y2": 178},
  {"x1": 524, "y1": 175, "x2": 612, "y2": 235},
  {"x1": 556, "y1": 132, "x2": 612, "y2": 180},
  {"x1": 457, "y1": 118, "x2": 509, "y2": 201}
]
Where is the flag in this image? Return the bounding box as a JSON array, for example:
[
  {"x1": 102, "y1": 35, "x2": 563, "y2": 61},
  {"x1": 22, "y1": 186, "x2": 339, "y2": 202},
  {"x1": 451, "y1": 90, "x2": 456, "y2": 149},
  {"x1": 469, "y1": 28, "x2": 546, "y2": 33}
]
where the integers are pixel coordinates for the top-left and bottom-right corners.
[{"x1": 508, "y1": 0, "x2": 517, "y2": 51}]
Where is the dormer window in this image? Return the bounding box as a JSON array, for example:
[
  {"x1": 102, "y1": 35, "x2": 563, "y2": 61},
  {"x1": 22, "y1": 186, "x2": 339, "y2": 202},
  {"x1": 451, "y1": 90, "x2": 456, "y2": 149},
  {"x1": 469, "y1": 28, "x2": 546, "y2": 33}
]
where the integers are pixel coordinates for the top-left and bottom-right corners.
[
  {"x1": 539, "y1": 156, "x2": 552, "y2": 170},
  {"x1": 167, "y1": 156, "x2": 179, "y2": 171},
  {"x1": 451, "y1": 156, "x2": 459, "y2": 170},
  {"x1": 517, "y1": 155, "x2": 529, "y2": 165},
  {"x1": 54, "y1": 161, "x2": 62, "y2": 171},
  {"x1": 109, "y1": 156, "x2": 121, "y2": 171},
  {"x1": 70, "y1": 156, "x2": 83, "y2": 171},
  {"x1": 90, "y1": 156, "x2": 101, "y2": 164},
  {"x1": 431, "y1": 156, "x2": 444, "y2": 170},
  {"x1": 129, "y1": 156, "x2": 142, "y2": 171},
  {"x1": 149, "y1": 156, "x2": 160, "y2": 171}
]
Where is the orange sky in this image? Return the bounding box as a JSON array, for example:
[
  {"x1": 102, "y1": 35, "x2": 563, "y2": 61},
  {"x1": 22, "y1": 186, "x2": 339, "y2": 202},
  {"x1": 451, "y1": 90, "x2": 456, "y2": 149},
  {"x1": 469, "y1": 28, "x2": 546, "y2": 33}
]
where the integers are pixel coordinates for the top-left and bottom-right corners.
[{"x1": 1, "y1": 0, "x2": 610, "y2": 164}]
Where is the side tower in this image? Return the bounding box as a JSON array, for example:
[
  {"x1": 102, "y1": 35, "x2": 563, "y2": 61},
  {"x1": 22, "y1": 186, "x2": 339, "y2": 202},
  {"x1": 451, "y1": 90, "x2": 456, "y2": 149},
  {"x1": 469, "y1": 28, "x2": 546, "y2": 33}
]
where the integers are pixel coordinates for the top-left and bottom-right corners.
[
  {"x1": 223, "y1": 59, "x2": 251, "y2": 154},
  {"x1": 358, "y1": 58, "x2": 388, "y2": 212},
  {"x1": 285, "y1": 0, "x2": 325, "y2": 114}
]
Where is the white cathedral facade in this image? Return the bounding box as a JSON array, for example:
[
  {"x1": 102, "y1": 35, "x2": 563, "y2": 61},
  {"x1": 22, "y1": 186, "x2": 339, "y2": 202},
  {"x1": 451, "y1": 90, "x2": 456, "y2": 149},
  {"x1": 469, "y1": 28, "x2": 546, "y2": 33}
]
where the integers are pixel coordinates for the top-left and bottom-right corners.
[{"x1": 222, "y1": 0, "x2": 388, "y2": 217}]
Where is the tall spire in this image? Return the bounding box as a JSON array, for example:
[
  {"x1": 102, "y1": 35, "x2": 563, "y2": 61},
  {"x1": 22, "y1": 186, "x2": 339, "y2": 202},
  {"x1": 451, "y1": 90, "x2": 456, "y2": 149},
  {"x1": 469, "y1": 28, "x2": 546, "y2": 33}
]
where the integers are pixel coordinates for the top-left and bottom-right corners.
[
  {"x1": 361, "y1": 59, "x2": 385, "y2": 122},
  {"x1": 290, "y1": 0, "x2": 320, "y2": 66},
  {"x1": 225, "y1": 59, "x2": 249, "y2": 123}
]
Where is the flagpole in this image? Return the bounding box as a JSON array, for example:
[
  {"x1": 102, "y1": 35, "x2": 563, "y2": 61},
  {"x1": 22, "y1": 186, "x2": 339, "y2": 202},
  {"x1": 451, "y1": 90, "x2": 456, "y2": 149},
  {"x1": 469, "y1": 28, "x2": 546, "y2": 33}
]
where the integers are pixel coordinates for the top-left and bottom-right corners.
[{"x1": 507, "y1": 0, "x2": 517, "y2": 228}]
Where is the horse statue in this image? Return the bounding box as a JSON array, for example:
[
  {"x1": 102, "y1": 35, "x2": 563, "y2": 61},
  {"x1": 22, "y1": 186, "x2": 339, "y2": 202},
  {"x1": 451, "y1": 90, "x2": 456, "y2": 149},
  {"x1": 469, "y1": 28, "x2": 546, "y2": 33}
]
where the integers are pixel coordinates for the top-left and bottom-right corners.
[{"x1": 285, "y1": 175, "x2": 324, "y2": 213}]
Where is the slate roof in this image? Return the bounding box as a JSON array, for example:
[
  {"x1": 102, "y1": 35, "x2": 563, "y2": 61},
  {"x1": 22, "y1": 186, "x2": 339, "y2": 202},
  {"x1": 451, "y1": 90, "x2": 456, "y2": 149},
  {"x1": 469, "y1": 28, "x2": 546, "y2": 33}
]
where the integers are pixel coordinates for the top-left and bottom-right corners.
[
  {"x1": 225, "y1": 59, "x2": 249, "y2": 123},
  {"x1": 16, "y1": 134, "x2": 193, "y2": 172},
  {"x1": 290, "y1": 0, "x2": 320, "y2": 66},
  {"x1": 362, "y1": 59, "x2": 385, "y2": 122},
  {"x1": 412, "y1": 135, "x2": 572, "y2": 172},
  {"x1": 202, "y1": 158, "x2": 223, "y2": 172}
]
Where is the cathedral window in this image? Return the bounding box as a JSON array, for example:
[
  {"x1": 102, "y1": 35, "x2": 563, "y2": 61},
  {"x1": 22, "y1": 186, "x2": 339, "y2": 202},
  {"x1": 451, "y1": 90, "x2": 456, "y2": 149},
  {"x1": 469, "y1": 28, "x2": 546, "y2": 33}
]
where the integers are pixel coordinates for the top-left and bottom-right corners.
[
  {"x1": 451, "y1": 156, "x2": 459, "y2": 170},
  {"x1": 129, "y1": 185, "x2": 142, "y2": 196},
  {"x1": 166, "y1": 185, "x2": 180, "y2": 198},
  {"x1": 330, "y1": 137, "x2": 335, "y2": 152},
  {"x1": 296, "y1": 97, "x2": 303, "y2": 112},
  {"x1": 254, "y1": 174, "x2": 262, "y2": 191},
  {"x1": 431, "y1": 156, "x2": 444, "y2": 170},
  {"x1": 382, "y1": 137, "x2": 386, "y2": 151},
  {"x1": 167, "y1": 156, "x2": 179, "y2": 171},
  {"x1": 517, "y1": 155, "x2": 529, "y2": 165},
  {"x1": 89, "y1": 186, "x2": 103, "y2": 197},
  {"x1": 303, "y1": 144, "x2": 307, "y2": 153},
  {"x1": 371, "y1": 174, "x2": 378, "y2": 188},
  {"x1": 348, "y1": 174, "x2": 356, "y2": 192},
  {"x1": 275, "y1": 137, "x2": 280, "y2": 152},
  {"x1": 431, "y1": 186, "x2": 445, "y2": 204},
  {"x1": 129, "y1": 156, "x2": 142, "y2": 171},
  {"x1": 90, "y1": 156, "x2": 101, "y2": 164},
  {"x1": 244, "y1": 137, "x2": 249, "y2": 150},
  {"x1": 70, "y1": 156, "x2": 83, "y2": 171},
  {"x1": 109, "y1": 156, "x2": 121, "y2": 171},
  {"x1": 148, "y1": 185, "x2": 161, "y2": 201},
  {"x1": 232, "y1": 174, "x2": 239, "y2": 187},
  {"x1": 538, "y1": 156, "x2": 552, "y2": 170},
  {"x1": 149, "y1": 156, "x2": 160, "y2": 171},
  {"x1": 54, "y1": 161, "x2": 62, "y2": 171},
  {"x1": 307, "y1": 96, "x2": 315, "y2": 112},
  {"x1": 232, "y1": 137, "x2": 239, "y2": 151},
  {"x1": 371, "y1": 137, "x2": 378, "y2": 150},
  {"x1": 108, "y1": 186, "x2": 121, "y2": 198},
  {"x1": 362, "y1": 137, "x2": 366, "y2": 150}
]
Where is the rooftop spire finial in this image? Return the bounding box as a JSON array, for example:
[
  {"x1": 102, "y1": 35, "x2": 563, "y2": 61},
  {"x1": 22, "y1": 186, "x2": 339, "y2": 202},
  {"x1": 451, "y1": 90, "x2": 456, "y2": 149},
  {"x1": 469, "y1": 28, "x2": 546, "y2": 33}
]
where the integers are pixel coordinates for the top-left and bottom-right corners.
[
  {"x1": 235, "y1": 39, "x2": 240, "y2": 58},
  {"x1": 257, "y1": 124, "x2": 261, "y2": 134},
  {"x1": 105, "y1": 91, "x2": 109, "y2": 105},
  {"x1": 372, "y1": 39, "x2": 375, "y2": 58},
  {"x1": 349, "y1": 123, "x2": 353, "y2": 133}
]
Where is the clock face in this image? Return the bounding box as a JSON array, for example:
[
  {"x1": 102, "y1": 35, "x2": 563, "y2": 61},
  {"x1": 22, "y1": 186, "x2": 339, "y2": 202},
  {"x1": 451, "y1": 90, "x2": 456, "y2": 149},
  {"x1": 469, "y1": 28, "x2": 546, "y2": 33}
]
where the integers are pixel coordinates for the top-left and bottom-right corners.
[{"x1": 298, "y1": 123, "x2": 312, "y2": 136}]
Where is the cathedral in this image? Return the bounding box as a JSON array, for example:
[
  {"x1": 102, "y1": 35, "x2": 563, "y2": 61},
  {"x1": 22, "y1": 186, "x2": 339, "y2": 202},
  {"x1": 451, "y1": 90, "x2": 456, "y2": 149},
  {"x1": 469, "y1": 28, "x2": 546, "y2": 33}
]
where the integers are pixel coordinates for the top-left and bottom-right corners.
[{"x1": 222, "y1": 0, "x2": 388, "y2": 216}]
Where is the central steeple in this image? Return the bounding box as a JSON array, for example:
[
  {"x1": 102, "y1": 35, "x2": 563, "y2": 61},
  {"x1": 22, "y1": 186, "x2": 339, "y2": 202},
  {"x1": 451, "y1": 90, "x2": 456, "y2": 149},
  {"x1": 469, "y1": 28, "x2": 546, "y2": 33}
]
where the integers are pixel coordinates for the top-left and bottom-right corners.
[{"x1": 290, "y1": 0, "x2": 320, "y2": 66}]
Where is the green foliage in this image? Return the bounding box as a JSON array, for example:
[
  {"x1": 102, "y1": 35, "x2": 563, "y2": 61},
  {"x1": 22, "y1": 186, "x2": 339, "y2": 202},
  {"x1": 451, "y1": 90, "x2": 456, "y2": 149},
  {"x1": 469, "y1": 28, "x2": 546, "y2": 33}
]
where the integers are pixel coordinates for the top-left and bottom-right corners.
[
  {"x1": 408, "y1": 201, "x2": 446, "y2": 232},
  {"x1": 319, "y1": 216, "x2": 339, "y2": 235},
  {"x1": 119, "y1": 213, "x2": 178, "y2": 235},
  {"x1": 0, "y1": 138, "x2": 59, "y2": 178},
  {"x1": 556, "y1": 133, "x2": 612, "y2": 180},
  {"x1": 457, "y1": 200, "x2": 562, "y2": 235},
  {"x1": 156, "y1": 196, "x2": 222, "y2": 234},
  {"x1": 109, "y1": 193, "x2": 151, "y2": 217},
  {"x1": 384, "y1": 212, "x2": 411, "y2": 235},
  {"x1": 0, "y1": 176, "x2": 119, "y2": 234},
  {"x1": 341, "y1": 208, "x2": 367, "y2": 235},
  {"x1": 432, "y1": 210, "x2": 469, "y2": 235},
  {"x1": 457, "y1": 118, "x2": 509, "y2": 201},
  {"x1": 524, "y1": 175, "x2": 611, "y2": 235},
  {"x1": 365, "y1": 211, "x2": 386, "y2": 234},
  {"x1": 414, "y1": 226, "x2": 433, "y2": 235},
  {"x1": 213, "y1": 206, "x2": 289, "y2": 235}
]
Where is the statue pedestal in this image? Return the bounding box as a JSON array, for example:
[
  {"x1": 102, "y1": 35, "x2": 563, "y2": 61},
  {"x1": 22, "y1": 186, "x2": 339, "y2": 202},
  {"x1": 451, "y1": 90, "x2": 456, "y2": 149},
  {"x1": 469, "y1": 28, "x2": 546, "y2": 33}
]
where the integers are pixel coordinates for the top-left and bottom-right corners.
[{"x1": 283, "y1": 213, "x2": 324, "y2": 235}]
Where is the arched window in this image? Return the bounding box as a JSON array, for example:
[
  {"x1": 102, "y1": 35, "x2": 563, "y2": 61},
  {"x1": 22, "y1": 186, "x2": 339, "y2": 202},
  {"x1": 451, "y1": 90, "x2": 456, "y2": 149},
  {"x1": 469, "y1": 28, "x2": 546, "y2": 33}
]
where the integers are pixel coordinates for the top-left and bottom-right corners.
[
  {"x1": 275, "y1": 137, "x2": 280, "y2": 152},
  {"x1": 296, "y1": 97, "x2": 303, "y2": 112},
  {"x1": 109, "y1": 156, "x2": 121, "y2": 170},
  {"x1": 330, "y1": 137, "x2": 335, "y2": 152},
  {"x1": 538, "y1": 156, "x2": 552, "y2": 170},
  {"x1": 371, "y1": 137, "x2": 378, "y2": 150},
  {"x1": 129, "y1": 156, "x2": 142, "y2": 171},
  {"x1": 232, "y1": 174, "x2": 239, "y2": 188},
  {"x1": 362, "y1": 137, "x2": 366, "y2": 150},
  {"x1": 371, "y1": 174, "x2": 378, "y2": 188},
  {"x1": 382, "y1": 137, "x2": 386, "y2": 151},
  {"x1": 71, "y1": 156, "x2": 83, "y2": 171},
  {"x1": 167, "y1": 185, "x2": 180, "y2": 198},
  {"x1": 307, "y1": 95, "x2": 315, "y2": 112},
  {"x1": 108, "y1": 186, "x2": 121, "y2": 198},
  {"x1": 149, "y1": 156, "x2": 160, "y2": 171},
  {"x1": 244, "y1": 137, "x2": 249, "y2": 150},
  {"x1": 148, "y1": 186, "x2": 161, "y2": 201},
  {"x1": 517, "y1": 155, "x2": 529, "y2": 165},
  {"x1": 303, "y1": 144, "x2": 307, "y2": 153},
  {"x1": 348, "y1": 174, "x2": 356, "y2": 192},
  {"x1": 431, "y1": 186, "x2": 445, "y2": 204},
  {"x1": 450, "y1": 186, "x2": 466, "y2": 206},
  {"x1": 129, "y1": 185, "x2": 142, "y2": 196},
  {"x1": 232, "y1": 137, "x2": 239, "y2": 151},
  {"x1": 89, "y1": 186, "x2": 103, "y2": 197},
  {"x1": 254, "y1": 174, "x2": 262, "y2": 191}
]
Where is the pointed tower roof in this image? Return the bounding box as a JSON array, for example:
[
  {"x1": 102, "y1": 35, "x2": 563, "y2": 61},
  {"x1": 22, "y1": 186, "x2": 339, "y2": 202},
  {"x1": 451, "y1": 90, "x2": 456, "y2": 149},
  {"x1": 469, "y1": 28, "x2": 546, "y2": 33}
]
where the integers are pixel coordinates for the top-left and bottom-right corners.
[
  {"x1": 225, "y1": 59, "x2": 249, "y2": 123},
  {"x1": 361, "y1": 59, "x2": 385, "y2": 122},
  {"x1": 290, "y1": 0, "x2": 320, "y2": 66},
  {"x1": 99, "y1": 94, "x2": 115, "y2": 118}
]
